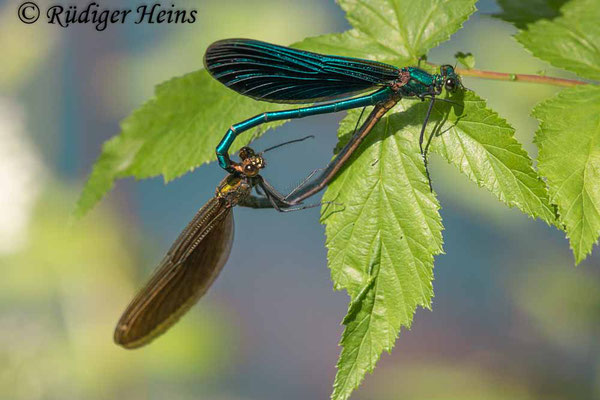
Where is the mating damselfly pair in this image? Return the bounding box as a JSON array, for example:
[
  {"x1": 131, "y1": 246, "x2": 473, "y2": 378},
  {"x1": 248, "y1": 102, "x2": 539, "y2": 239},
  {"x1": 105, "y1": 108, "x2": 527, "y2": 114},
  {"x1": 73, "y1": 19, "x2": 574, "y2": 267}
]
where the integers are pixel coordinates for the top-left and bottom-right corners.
[{"x1": 114, "y1": 38, "x2": 465, "y2": 348}]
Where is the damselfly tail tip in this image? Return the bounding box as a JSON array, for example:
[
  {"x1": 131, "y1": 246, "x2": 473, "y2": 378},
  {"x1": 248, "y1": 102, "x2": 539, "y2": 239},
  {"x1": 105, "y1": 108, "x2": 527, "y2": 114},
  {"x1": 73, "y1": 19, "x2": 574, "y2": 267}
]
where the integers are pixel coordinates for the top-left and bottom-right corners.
[{"x1": 113, "y1": 324, "x2": 134, "y2": 348}]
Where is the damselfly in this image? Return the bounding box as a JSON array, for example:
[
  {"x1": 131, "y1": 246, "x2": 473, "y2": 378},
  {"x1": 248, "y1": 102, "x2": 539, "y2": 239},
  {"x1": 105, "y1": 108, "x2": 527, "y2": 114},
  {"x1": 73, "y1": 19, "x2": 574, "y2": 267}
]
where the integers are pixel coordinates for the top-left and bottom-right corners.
[
  {"x1": 204, "y1": 39, "x2": 464, "y2": 194},
  {"x1": 114, "y1": 141, "x2": 319, "y2": 348}
]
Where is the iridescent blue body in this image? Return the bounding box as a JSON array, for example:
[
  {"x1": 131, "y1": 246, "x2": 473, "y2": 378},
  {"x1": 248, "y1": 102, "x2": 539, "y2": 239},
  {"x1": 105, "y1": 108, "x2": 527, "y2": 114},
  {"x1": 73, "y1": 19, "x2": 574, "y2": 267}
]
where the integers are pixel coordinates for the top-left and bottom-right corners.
[
  {"x1": 215, "y1": 87, "x2": 393, "y2": 168},
  {"x1": 204, "y1": 39, "x2": 462, "y2": 173}
]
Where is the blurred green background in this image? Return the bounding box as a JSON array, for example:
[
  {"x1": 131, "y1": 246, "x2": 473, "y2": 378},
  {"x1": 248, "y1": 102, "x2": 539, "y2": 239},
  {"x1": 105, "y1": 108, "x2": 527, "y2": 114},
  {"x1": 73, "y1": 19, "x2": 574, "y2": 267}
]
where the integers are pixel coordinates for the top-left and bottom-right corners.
[{"x1": 1, "y1": 0, "x2": 599, "y2": 398}]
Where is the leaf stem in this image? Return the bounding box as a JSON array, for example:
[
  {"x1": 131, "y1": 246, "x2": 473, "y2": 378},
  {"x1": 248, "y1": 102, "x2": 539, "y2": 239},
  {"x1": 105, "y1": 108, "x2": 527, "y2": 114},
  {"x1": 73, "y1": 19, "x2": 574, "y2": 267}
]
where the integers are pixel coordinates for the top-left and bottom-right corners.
[{"x1": 454, "y1": 67, "x2": 589, "y2": 87}]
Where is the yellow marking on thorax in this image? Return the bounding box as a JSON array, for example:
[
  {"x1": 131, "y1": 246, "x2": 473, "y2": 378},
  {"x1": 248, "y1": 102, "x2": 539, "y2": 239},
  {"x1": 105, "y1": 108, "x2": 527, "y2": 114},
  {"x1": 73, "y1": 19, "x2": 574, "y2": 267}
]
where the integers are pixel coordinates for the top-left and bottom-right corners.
[{"x1": 216, "y1": 175, "x2": 243, "y2": 198}]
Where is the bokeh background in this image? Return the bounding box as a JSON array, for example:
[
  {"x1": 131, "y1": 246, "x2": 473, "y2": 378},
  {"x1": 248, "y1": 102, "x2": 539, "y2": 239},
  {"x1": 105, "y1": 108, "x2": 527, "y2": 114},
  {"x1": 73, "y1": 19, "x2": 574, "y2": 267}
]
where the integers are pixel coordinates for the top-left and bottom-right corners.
[{"x1": 1, "y1": 0, "x2": 599, "y2": 399}]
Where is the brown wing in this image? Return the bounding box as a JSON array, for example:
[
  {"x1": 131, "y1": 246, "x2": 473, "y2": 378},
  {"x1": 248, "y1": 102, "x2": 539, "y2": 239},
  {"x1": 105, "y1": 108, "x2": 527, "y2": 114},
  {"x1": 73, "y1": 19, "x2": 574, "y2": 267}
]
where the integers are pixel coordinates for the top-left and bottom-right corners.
[{"x1": 114, "y1": 198, "x2": 234, "y2": 349}]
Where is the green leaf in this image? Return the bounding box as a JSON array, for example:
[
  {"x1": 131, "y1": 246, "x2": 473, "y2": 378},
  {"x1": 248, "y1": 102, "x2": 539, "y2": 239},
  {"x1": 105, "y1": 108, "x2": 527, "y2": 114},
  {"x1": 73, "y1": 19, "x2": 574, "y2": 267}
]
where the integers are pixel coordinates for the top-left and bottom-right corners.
[
  {"x1": 296, "y1": 0, "x2": 477, "y2": 65},
  {"x1": 322, "y1": 111, "x2": 443, "y2": 400},
  {"x1": 75, "y1": 70, "x2": 288, "y2": 217},
  {"x1": 454, "y1": 51, "x2": 475, "y2": 69},
  {"x1": 74, "y1": 134, "x2": 142, "y2": 219},
  {"x1": 494, "y1": 0, "x2": 568, "y2": 29},
  {"x1": 427, "y1": 91, "x2": 557, "y2": 225},
  {"x1": 515, "y1": 0, "x2": 600, "y2": 81},
  {"x1": 533, "y1": 85, "x2": 600, "y2": 264}
]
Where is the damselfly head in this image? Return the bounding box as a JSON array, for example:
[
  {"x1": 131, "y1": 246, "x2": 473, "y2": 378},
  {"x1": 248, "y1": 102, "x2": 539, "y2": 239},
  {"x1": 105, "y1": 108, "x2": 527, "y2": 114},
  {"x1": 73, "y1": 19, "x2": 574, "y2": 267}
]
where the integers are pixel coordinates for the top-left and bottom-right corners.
[
  {"x1": 439, "y1": 65, "x2": 463, "y2": 93},
  {"x1": 230, "y1": 147, "x2": 265, "y2": 177}
]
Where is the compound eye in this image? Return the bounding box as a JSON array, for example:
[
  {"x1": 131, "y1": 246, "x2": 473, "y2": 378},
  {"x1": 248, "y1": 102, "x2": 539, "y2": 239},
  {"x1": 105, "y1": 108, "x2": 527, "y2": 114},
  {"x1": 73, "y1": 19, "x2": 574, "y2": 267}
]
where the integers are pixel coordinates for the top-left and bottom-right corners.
[
  {"x1": 445, "y1": 78, "x2": 456, "y2": 91},
  {"x1": 244, "y1": 163, "x2": 258, "y2": 176}
]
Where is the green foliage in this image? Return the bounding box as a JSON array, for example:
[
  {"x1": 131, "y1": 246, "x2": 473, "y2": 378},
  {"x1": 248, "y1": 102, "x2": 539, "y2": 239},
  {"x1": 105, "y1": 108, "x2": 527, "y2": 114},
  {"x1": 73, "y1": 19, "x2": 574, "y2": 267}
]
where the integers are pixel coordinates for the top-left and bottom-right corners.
[
  {"x1": 533, "y1": 86, "x2": 600, "y2": 264},
  {"x1": 510, "y1": 0, "x2": 600, "y2": 263},
  {"x1": 494, "y1": 0, "x2": 568, "y2": 29},
  {"x1": 75, "y1": 70, "x2": 288, "y2": 217},
  {"x1": 455, "y1": 51, "x2": 475, "y2": 69},
  {"x1": 515, "y1": 0, "x2": 600, "y2": 81}
]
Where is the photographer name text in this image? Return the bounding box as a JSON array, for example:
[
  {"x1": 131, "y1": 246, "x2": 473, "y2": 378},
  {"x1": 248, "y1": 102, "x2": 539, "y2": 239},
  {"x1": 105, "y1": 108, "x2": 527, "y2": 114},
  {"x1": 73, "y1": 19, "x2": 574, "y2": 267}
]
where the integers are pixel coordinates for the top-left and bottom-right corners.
[{"x1": 19, "y1": 2, "x2": 197, "y2": 30}]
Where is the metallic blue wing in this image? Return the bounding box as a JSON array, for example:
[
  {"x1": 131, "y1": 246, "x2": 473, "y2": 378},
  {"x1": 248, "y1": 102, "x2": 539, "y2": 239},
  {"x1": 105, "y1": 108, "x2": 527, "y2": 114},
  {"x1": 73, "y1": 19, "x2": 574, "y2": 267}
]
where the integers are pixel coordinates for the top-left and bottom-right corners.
[{"x1": 204, "y1": 39, "x2": 399, "y2": 104}]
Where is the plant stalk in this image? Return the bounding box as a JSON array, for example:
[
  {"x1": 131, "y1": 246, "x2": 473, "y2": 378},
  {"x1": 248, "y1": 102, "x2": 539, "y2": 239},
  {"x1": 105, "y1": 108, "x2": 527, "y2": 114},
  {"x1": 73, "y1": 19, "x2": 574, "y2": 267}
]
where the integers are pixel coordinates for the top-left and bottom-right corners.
[{"x1": 454, "y1": 67, "x2": 589, "y2": 87}]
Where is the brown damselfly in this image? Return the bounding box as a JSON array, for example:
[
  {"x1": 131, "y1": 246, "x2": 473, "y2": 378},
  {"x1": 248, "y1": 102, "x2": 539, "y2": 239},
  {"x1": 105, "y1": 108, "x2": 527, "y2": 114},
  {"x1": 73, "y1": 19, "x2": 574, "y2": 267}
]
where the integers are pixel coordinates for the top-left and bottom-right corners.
[{"x1": 114, "y1": 140, "x2": 320, "y2": 348}]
